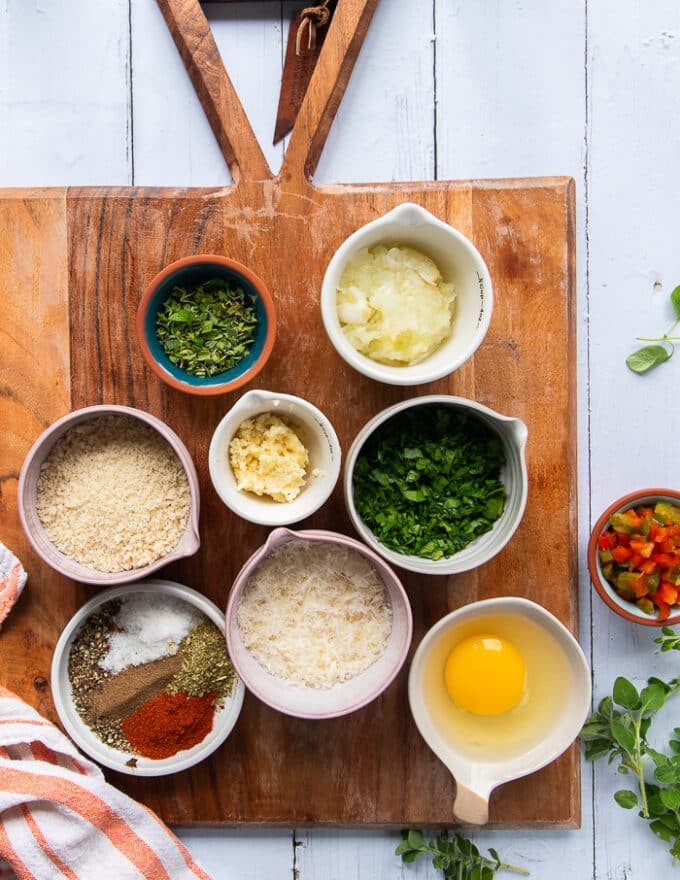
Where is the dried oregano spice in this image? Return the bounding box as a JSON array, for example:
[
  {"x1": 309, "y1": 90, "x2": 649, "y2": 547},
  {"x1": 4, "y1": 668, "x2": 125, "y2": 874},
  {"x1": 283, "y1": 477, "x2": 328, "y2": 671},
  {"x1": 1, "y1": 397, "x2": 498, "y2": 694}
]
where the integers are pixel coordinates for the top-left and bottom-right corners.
[
  {"x1": 155, "y1": 278, "x2": 258, "y2": 377},
  {"x1": 167, "y1": 620, "x2": 236, "y2": 705}
]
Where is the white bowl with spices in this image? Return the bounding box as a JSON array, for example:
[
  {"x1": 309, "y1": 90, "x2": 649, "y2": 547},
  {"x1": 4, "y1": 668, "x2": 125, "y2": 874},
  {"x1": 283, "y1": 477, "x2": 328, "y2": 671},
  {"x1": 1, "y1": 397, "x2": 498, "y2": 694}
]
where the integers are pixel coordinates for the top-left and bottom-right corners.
[
  {"x1": 320, "y1": 202, "x2": 493, "y2": 385},
  {"x1": 51, "y1": 580, "x2": 245, "y2": 776},
  {"x1": 17, "y1": 405, "x2": 201, "y2": 586},
  {"x1": 225, "y1": 527, "x2": 413, "y2": 719},
  {"x1": 208, "y1": 389, "x2": 341, "y2": 526}
]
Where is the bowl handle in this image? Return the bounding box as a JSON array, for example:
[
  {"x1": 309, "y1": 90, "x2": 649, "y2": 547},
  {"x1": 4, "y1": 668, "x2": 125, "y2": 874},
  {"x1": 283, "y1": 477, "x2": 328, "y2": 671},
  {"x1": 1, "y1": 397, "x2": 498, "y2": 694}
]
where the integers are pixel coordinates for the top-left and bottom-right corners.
[{"x1": 453, "y1": 782, "x2": 490, "y2": 825}]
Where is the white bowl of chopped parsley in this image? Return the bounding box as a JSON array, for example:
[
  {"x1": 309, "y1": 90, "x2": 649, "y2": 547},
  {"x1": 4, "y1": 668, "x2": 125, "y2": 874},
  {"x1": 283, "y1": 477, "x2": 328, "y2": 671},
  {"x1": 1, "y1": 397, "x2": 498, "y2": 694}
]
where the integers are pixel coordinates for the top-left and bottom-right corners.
[
  {"x1": 136, "y1": 254, "x2": 276, "y2": 395},
  {"x1": 344, "y1": 396, "x2": 528, "y2": 574}
]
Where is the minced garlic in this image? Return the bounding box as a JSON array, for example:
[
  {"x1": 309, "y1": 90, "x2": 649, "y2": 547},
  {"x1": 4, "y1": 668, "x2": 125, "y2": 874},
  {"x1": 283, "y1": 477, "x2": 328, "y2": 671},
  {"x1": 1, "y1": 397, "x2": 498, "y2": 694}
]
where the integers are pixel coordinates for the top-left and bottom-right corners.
[{"x1": 228, "y1": 413, "x2": 310, "y2": 503}]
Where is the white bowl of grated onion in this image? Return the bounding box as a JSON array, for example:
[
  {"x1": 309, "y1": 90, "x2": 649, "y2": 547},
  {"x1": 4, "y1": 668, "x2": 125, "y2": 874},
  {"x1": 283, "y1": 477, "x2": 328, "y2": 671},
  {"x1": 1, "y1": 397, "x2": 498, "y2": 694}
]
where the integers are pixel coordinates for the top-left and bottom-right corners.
[
  {"x1": 225, "y1": 528, "x2": 413, "y2": 719},
  {"x1": 320, "y1": 202, "x2": 493, "y2": 386}
]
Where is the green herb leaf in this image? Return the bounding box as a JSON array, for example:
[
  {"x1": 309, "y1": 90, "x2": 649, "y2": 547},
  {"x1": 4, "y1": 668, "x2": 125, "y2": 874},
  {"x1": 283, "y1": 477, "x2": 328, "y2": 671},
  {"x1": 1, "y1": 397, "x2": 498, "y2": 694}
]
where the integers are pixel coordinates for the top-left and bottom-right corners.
[
  {"x1": 640, "y1": 682, "x2": 667, "y2": 713},
  {"x1": 613, "y1": 677, "x2": 641, "y2": 710},
  {"x1": 626, "y1": 344, "x2": 673, "y2": 374},
  {"x1": 671, "y1": 285, "x2": 680, "y2": 321},
  {"x1": 611, "y1": 719, "x2": 636, "y2": 752},
  {"x1": 614, "y1": 790, "x2": 639, "y2": 809}
]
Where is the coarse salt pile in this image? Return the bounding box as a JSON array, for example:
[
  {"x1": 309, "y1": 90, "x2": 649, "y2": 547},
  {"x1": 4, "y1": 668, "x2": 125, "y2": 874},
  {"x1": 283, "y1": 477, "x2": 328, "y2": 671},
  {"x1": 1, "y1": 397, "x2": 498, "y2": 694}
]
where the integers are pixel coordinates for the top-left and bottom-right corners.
[
  {"x1": 36, "y1": 415, "x2": 191, "y2": 573},
  {"x1": 99, "y1": 593, "x2": 202, "y2": 673}
]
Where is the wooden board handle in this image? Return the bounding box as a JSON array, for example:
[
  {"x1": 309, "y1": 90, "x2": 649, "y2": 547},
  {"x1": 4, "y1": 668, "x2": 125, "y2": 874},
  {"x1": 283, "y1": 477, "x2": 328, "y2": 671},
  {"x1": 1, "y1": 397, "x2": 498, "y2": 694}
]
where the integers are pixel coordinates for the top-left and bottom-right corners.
[
  {"x1": 156, "y1": 0, "x2": 378, "y2": 185},
  {"x1": 157, "y1": 0, "x2": 272, "y2": 182},
  {"x1": 281, "y1": 0, "x2": 379, "y2": 184}
]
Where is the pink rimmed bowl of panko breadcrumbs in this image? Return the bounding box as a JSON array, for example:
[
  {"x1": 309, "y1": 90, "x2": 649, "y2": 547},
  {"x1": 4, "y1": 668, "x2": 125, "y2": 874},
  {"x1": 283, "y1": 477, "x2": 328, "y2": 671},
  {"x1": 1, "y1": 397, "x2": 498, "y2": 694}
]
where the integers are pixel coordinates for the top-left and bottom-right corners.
[{"x1": 18, "y1": 405, "x2": 201, "y2": 586}]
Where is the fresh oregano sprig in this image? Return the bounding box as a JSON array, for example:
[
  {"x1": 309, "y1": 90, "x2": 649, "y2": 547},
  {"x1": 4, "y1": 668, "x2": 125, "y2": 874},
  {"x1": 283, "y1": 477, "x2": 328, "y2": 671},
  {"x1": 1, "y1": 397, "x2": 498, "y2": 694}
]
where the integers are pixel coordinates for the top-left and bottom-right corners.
[
  {"x1": 581, "y1": 674, "x2": 680, "y2": 857},
  {"x1": 395, "y1": 830, "x2": 528, "y2": 879},
  {"x1": 655, "y1": 626, "x2": 680, "y2": 653},
  {"x1": 626, "y1": 284, "x2": 680, "y2": 373}
]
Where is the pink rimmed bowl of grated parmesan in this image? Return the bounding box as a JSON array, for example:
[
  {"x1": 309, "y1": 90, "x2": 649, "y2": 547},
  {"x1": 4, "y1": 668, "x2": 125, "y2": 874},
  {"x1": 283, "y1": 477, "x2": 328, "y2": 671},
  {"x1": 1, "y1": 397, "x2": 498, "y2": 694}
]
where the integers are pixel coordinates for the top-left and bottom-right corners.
[
  {"x1": 225, "y1": 528, "x2": 413, "y2": 719},
  {"x1": 17, "y1": 405, "x2": 201, "y2": 586}
]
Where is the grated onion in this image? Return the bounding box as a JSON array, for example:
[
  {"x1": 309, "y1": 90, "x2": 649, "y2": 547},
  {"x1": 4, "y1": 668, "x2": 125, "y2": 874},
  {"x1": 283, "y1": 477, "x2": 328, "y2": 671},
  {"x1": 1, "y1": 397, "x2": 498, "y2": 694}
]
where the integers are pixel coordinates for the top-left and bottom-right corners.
[{"x1": 336, "y1": 243, "x2": 456, "y2": 365}]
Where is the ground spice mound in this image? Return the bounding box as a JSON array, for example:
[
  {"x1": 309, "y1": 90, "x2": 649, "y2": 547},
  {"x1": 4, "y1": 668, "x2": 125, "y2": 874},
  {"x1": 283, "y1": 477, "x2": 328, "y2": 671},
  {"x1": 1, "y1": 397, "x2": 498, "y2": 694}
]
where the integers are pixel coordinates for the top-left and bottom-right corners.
[
  {"x1": 36, "y1": 415, "x2": 191, "y2": 573},
  {"x1": 121, "y1": 691, "x2": 216, "y2": 759},
  {"x1": 68, "y1": 593, "x2": 238, "y2": 759},
  {"x1": 85, "y1": 652, "x2": 183, "y2": 723}
]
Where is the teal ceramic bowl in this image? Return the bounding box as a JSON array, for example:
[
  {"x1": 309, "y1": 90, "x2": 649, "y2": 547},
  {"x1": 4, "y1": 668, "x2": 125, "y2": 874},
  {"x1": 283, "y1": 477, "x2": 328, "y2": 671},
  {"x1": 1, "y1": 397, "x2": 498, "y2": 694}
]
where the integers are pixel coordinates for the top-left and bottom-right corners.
[{"x1": 136, "y1": 254, "x2": 277, "y2": 395}]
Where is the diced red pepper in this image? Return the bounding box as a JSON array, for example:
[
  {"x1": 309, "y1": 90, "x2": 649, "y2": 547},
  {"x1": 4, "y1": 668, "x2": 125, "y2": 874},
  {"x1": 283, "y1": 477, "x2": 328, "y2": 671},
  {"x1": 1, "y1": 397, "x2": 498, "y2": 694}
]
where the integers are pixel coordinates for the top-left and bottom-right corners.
[
  {"x1": 612, "y1": 545, "x2": 633, "y2": 563},
  {"x1": 652, "y1": 596, "x2": 672, "y2": 621},
  {"x1": 630, "y1": 540, "x2": 655, "y2": 558},
  {"x1": 651, "y1": 524, "x2": 672, "y2": 543},
  {"x1": 656, "y1": 582, "x2": 679, "y2": 606},
  {"x1": 651, "y1": 553, "x2": 677, "y2": 568},
  {"x1": 599, "y1": 531, "x2": 617, "y2": 550},
  {"x1": 601, "y1": 502, "x2": 680, "y2": 620}
]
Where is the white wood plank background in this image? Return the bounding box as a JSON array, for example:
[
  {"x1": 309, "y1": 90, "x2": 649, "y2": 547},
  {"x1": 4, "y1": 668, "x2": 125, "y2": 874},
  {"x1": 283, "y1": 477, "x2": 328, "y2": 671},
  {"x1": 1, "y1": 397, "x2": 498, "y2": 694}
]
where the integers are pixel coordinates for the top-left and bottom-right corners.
[{"x1": 2, "y1": 0, "x2": 680, "y2": 876}]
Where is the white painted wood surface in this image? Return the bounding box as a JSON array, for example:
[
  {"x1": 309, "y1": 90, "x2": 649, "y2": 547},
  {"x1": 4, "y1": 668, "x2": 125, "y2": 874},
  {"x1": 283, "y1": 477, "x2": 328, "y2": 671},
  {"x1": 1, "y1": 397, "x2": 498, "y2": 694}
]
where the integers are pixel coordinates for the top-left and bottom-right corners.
[{"x1": 2, "y1": 0, "x2": 680, "y2": 876}]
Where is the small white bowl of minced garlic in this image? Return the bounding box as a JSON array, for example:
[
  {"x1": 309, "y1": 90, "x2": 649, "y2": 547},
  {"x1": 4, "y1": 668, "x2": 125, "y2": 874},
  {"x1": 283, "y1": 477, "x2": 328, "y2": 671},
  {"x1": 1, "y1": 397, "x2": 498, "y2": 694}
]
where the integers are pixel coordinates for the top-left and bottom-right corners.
[
  {"x1": 208, "y1": 389, "x2": 341, "y2": 526},
  {"x1": 320, "y1": 202, "x2": 493, "y2": 386}
]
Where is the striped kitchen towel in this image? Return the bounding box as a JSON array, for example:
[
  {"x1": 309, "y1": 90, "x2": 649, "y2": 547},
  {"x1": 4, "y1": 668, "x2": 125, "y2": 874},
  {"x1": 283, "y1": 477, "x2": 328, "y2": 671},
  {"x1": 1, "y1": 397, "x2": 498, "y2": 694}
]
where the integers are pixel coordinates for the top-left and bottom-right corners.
[
  {"x1": 0, "y1": 687, "x2": 215, "y2": 880},
  {"x1": 0, "y1": 544, "x2": 27, "y2": 630}
]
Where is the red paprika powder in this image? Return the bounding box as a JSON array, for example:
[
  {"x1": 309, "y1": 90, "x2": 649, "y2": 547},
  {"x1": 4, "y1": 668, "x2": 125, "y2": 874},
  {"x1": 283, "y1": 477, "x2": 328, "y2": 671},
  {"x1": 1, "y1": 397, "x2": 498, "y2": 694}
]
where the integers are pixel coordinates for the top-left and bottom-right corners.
[{"x1": 121, "y1": 691, "x2": 216, "y2": 759}]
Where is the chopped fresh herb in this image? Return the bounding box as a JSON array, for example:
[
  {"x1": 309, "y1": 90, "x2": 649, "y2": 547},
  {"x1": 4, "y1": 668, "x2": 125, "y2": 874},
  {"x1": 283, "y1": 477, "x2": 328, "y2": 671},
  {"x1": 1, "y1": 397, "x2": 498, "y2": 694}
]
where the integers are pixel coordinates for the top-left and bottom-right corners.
[
  {"x1": 156, "y1": 278, "x2": 258, "y2": 377},
  {"x1": 352, "y1": 406, "x2": 506, "y2": 560}
]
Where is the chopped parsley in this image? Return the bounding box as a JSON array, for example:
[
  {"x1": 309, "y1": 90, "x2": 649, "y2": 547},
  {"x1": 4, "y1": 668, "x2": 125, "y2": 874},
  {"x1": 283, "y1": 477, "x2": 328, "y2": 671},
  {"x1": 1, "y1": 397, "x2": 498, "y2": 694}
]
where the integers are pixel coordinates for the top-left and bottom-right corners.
[{"x1": 352, "y1": 405, "x2": 506, "y2": 560}]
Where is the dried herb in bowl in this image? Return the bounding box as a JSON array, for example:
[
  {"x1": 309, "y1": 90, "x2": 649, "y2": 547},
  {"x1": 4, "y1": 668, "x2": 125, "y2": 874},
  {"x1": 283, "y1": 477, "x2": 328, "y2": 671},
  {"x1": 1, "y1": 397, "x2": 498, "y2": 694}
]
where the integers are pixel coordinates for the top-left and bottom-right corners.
[
  {"x1": 352, "y1": 406, "x2": 506, "y2": 560},
  {"x1": 156, "y1": 278, "x2": 258, "y2": 377}
]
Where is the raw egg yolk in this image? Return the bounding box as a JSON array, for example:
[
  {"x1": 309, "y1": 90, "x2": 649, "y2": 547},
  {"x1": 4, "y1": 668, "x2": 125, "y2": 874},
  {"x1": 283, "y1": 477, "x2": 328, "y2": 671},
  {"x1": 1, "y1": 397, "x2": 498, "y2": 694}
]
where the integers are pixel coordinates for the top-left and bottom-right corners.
[{"x1": 444, "y1": 634, "x2": 526, "y2": 716}]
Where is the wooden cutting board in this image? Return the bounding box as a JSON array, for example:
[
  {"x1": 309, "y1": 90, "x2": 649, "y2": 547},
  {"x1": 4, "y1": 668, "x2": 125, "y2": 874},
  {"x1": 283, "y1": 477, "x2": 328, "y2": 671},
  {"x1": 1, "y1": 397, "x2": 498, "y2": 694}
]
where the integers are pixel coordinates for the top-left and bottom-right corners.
[{"x1": 0, "y1": 0, "x2": 578, "y2": 827}]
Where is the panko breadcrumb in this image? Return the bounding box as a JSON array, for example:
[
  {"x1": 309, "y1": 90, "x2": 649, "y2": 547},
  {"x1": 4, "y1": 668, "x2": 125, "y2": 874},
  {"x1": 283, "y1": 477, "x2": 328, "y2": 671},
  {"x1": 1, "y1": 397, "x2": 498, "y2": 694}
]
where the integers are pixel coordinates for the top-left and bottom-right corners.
[{"x1": 36, "y1": 415, "x2": 191, "y2": 572}]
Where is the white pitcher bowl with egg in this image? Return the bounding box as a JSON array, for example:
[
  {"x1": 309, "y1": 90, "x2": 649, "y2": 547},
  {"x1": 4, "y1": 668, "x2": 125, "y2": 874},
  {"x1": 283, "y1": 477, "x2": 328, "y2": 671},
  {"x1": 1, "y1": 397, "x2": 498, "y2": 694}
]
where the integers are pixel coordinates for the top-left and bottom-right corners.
[
  {"x1": 408, "y1": 596, "x2": 591, "y2": 824},
  {"x1": 320, "y1": 202, "x2": 493, "y2": 385}
]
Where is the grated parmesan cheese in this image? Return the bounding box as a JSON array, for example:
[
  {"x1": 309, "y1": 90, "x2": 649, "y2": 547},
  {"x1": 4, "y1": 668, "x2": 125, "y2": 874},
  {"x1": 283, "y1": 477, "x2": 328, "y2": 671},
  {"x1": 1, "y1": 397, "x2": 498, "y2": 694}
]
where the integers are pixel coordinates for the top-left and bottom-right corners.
[
  {"x1": 36, "y1": 415, "x2": 191, "y2": 573},
  {"x1": 228, "y1": 413, "x2": 310, "y2": 503},
  {"x1": 236, "y1": 539, "x2": 392, "y2": 688}
]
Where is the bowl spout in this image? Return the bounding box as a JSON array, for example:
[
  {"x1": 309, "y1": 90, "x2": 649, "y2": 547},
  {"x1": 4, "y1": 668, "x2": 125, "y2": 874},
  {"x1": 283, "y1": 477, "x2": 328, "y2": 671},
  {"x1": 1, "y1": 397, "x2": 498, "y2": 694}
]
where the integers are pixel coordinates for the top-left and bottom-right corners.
[{"x1": 453, "y1": 781, "x2": 492, "y2": 825}]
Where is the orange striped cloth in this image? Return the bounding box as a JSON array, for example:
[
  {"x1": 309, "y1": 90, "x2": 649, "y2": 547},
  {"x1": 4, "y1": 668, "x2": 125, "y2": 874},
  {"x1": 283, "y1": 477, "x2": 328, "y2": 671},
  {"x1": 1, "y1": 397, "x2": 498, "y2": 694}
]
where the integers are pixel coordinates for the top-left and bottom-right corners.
[
  {"x1": 0, "y1": 686, "x2": 215, "y2": 880},
  {"x1": 0, "y1": 544, "x2": 27, "y2": 630}
]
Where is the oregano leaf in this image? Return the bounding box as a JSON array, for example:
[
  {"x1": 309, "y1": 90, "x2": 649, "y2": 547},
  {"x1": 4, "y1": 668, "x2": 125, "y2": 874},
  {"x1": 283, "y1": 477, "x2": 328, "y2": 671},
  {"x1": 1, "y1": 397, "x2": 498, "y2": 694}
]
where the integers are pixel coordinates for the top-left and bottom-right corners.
[
  {"x1": 660, "y1": 788, "x2": 680, "y2": 811},
  {"x1": 641, "y1": 682, "x2": 667, "y2": 713},
  {"x1": 614, "y1": 789, "x2": 638, "y2": 809},
  {"x1": 626, "y1": 344, "x2": 673, "y2": 373},
  {"x1": 407, "y1": 829, "x2": 425, "y2": 849},
  {"x1": 613, "y1": 677, "x2": 641, "y2": 710},
  {"x1": 671, "y1": 285, "x2": 680, "y2": 321}
]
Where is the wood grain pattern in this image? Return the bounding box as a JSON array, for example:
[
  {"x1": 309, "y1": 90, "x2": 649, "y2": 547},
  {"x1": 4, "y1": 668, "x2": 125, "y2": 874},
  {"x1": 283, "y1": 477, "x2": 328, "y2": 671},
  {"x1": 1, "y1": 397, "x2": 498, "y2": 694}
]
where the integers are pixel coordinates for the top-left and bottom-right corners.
[
  {"x1": 0, "y1": 190, "x2": 74, "y2": 719},
  {"x1": 0, "y1": 0, "x2": 578, "y2": 829},
  {"x1": 0, "y1": 177, "x2": 577, "y2": 827}
]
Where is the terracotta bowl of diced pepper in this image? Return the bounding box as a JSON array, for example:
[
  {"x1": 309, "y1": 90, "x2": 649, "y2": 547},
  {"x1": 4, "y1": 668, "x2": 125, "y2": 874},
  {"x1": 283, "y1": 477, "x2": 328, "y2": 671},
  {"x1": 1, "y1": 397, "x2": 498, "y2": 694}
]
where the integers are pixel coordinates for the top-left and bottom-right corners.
[{"x1": 588, "y1": 489, "x2": 680, "y2": 626}]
